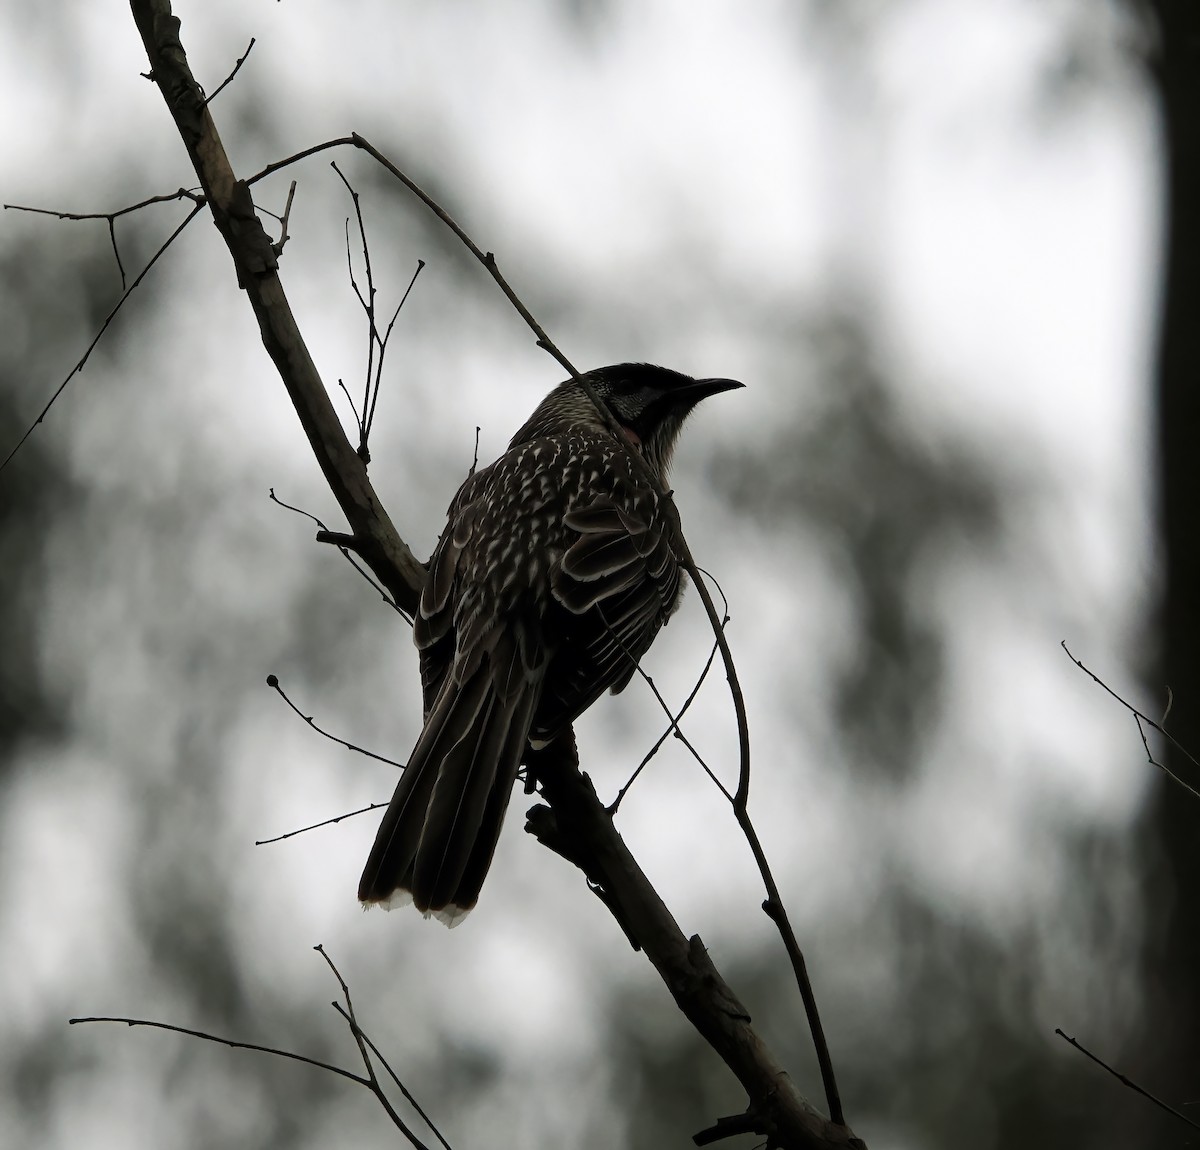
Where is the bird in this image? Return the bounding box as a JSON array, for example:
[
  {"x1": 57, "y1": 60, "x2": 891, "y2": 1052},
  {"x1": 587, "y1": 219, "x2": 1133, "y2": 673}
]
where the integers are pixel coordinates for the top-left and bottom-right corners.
[{"x1": 357, "y1": 363, "x2": 743, "y2": 925}]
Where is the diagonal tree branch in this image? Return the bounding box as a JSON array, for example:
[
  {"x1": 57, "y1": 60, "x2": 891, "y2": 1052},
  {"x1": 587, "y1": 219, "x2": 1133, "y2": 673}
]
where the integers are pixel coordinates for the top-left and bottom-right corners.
[
  {"x1": 526, "y1": 735, "x2": 860, "y2": 1148},
  {"x1": 128, "y1": 0, "x2": 424, "y2": 616}
]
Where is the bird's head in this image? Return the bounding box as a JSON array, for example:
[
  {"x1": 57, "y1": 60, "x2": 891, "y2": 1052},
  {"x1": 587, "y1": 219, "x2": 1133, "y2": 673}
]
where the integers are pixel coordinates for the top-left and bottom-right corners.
[{"x1": 512, "y1": 363, "x2": 744, "y2": 479}]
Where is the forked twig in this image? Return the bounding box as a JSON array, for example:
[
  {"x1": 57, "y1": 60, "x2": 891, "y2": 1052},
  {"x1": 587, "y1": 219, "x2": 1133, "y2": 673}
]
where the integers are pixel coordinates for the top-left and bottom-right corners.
[
  {"x1": 4, "y1": 186, "x2": 204, "y2": 288},
  {"x1": 268, "y1": 488, "x2": 410, "y2": 618},
  {"x1": 0, "y1": 200, "x2": 205, "y2": 474},
  {"x1": 330, "y1": 162, "x2": 425, "y2": 463},
  {"x1": 316, "y1": 945, "x2": 449, "y2": 1149},
  {"x1": 72, "y1": 947, "x2": 450, "y2": 1149},
  {"x1": 1062, "y1": 642, "x2": 1200, "y2": 801}
]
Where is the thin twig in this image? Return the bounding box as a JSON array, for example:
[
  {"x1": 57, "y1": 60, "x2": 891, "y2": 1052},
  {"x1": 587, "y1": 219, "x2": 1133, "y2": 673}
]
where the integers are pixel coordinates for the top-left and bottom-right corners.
[
  {"x1": 598, "y1": 602, "x2": 732, "y2": 806},
  {"x1": 336, "y1": 378, "x2": 364, "y2": 427},
  {"x1": 732, "y1": 793, "x2": 841, "y2": 1123},
  {"x1": 3, "y1": 187, "x2": 205, "y2": 222},
  {"x1": 71, "y1": 962, "x2": 446, "y2": 1150},
  {"x1": 203, "y1": 37, "x2": 256, "y2": 106},
  {"x1": 243, "y1": 137, "x2": 358, "y2": 188},
  {"x1": 0, "y1": 200, "x2": 205, "y2": 475},
  {"x1": 327, "y1": 995, "x2": 453, "y2": 1150},
  {"x1": 5, "y1": 187, "x2": 205, "y2": 289},
  {"x1": 340, "y1": 1014, "x2": 454, "y2": 1150},
  {"x1": 265, "y1": 673, "x2": 405, "y2": 770},
  {"x1": 366, "y1": 259, "x2": 425, "y2": 440},
  {"x1": 270, "y1": 180, "x2": 297, "y2": 256},
  {"x1": 315, "y1": 946, "x2": 436, "y2": 1150},
  {"x1": 468, "y1": 426, "x2": 482, "y2": 478},
  {"x1": 1062, "y1": 642, "x2": 1200, "y2": 800},
  {"x1": 1055, "y1": 1028, "x2": 1200, "y2": 1133},
  {"x1": 329, "y1": 167, "x2": 424, "y2": 462},
  {"x1": 268, "y1": 489, "x2": 410, "y2": 618},
  {"x1": 255, "y1": 801, "x2": 387, "y2": 846},
  {"x1": 608, "y1": 632, "x2": 723, "y2": 813},
  {"x1": 348, "y1": 134, "x2": 576, "y2": 378},
  {"x1": 69, "y1": 1016, "x2": 369, "y2": 1088},
  {"x1": 331, "y1": 162, "x2": 378, "y2": 453}
]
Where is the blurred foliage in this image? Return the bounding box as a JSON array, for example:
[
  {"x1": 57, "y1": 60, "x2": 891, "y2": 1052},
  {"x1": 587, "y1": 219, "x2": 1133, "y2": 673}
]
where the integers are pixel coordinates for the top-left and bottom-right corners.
[
  {"x1": 716, "y1": 315, "x2": 1003, "y2": 782},
  {"x1": 0, "y1": 234, "x2": 100, "y2": 765}
]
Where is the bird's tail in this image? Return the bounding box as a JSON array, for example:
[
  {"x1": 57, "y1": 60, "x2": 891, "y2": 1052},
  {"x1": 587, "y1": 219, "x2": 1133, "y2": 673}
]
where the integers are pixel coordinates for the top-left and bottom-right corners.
[{"x1": 357, "y1": 660, "x2": 539, "y2": 926}]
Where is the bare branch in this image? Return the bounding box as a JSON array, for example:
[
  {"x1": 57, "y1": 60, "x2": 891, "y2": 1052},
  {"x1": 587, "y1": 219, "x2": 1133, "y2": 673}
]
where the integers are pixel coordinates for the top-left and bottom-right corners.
[
  {"x1": 71, "y1": 948, "x2": 452, "y2": 1150},
  {"x1": 330, "y1": 161, "x2": 378, "y2": 456},
  {"x1": 270, "y1": 180, "x2": 297, "y2": 256},
  {"x1": 129, "y1": 2, "x2": 425, "y2": 613},
  {"x1": 526, "y1": 736, "x2": 862, "y2": 1149},
  {"x1": 69, "y1": 1015, "x2": 370, "y2": 1089},
  {"x1": 265, "y1": 673, "x2": 405, "y2": 771},
  {"x1": 608, "y1": 630, "x2": 724, "y2": 813},
  {"x1": 244, "y1": 137, "x2": 357, "y2": 187},
  {"x1": 5, "y1": 186, "x2": 205, "y2": 288},
  {"x1": 1062, "y1": 642, "x2": 1200, "y2": 801},
  {"x1": 203, "y1": 36, "x2": 255, "y2": 106},
  {"x1": 255, "y1": 801, "x2": 386, "y2": 846},
  {"x1": 0, "y1": 200, "x2": 204, "y2": 476},
  {"x1": 347, "y1": 134, "x2": 577, "y2": 379},
  {"x1": 316, "y1": 945, "x2": 439, "y2": 1150},
  {"x1": 1055, "y1": 1028, "x2": 1200, "y2": 1133},
  {"x1": 268, "y1": 489, "x2": 410, "y2": 618},
  {"x1": 368, "y1": 259, "x2": 425, "y2": 441},
  {"x1": 329, "y1": 162, "x2": 425, "y2": 463}
]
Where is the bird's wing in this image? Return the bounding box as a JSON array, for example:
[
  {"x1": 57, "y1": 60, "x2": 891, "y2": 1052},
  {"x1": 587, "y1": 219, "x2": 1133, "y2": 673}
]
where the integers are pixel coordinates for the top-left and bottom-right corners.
[
  {"x1": 537, "y1": 481, "x2": 682, "y2": 738},
  {"x1": 414, "y1": 473, "x2": 489, "y2": 717},
  {"x1": 365, "y1": 458, "x2": 552, "y2": 919}
]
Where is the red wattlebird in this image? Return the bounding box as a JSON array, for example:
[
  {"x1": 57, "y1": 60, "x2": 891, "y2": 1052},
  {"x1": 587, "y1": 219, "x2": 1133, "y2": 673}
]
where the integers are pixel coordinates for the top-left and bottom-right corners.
[{"x1": 358, "y1": 364, "x2": 743, "y2": 925}]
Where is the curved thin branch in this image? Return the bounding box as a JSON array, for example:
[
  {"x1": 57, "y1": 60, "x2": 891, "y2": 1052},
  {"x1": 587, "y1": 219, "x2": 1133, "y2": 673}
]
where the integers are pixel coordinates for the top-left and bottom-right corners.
[
  {"x1": 69, "y1": 1015, "x2": 370, "y2": 1089},
  {"x1": 0, "y1": 200, "x2": 204, "y2": 475},
  {"x1": 1055, "y1": 1028, "x2": 1200, "y2": 1134},
  {"x1": 349, "y1": 131, "x2": 843, "y2": 1127}
]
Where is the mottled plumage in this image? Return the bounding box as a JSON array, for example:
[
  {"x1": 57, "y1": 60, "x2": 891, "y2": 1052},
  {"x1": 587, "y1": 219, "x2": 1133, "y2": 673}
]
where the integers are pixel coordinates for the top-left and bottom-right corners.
[{"x1": 358, "y1": 364, "x2": 742, "y2": 924}]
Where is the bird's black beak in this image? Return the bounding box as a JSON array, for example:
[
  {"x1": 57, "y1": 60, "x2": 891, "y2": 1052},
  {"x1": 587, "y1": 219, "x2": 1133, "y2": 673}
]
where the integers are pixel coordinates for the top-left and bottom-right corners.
[{"x1": 681, "y1": 377, "x2": 745, "y2": 402}]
